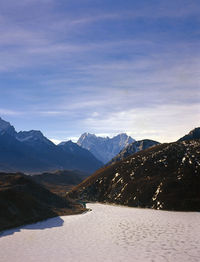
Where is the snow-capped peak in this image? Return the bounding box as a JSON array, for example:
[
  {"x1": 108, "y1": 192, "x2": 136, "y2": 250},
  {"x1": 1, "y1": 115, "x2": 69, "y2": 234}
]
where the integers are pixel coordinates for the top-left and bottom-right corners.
[{"x1": 77, "y1": 132, "x2": 135, "y2": 163}]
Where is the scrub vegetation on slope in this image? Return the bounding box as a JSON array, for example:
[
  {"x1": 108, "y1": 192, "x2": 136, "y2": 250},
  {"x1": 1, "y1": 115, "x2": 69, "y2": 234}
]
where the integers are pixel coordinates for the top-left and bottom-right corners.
[{"x1": 69, "y1": 140, "x2": 200, "y2": 211}]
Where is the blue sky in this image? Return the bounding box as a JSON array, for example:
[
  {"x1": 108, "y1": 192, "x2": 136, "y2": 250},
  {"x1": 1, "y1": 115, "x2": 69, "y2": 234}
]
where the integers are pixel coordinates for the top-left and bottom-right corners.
[{"x1": 0, "y1": 0, "x2": 199, "y2": 143}]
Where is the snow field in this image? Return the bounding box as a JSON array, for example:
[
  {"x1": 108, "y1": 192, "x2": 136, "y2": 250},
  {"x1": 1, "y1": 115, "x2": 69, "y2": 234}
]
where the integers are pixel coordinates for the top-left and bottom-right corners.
[{"x1": 0, "y1": 203, "x2": 200, "y2": 262}]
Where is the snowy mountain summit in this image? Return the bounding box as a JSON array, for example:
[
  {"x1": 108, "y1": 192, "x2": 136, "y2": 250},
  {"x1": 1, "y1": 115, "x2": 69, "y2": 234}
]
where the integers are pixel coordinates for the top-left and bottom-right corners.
[{"x1": 77, "y1": 133, "x2": 135, "y2": 163}]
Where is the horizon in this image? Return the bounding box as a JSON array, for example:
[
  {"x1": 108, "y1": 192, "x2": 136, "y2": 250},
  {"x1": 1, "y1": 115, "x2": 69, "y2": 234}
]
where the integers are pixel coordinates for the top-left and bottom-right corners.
[
  {"x1": 0, "y1": 115, "x2": 198, "y2": 145},
  {"x1": 0, "y1": 1, "x2": 199, "y2": 143}
]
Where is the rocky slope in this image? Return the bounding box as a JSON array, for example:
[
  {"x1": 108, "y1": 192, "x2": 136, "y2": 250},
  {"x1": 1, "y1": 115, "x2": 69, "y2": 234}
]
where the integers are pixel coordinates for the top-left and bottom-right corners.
[
  {"x1": 0, "y1": 172, "x2": 85, "y2": 232},
  {"x1": 0, "y1": 117, "x2": 102, "y2": 173},
  {"x1": 108, "y1": 139, "x2": 160, "y2": 165},
  {"x1": 69, "y1": 139, "x2": 200, "y2": 211},
  {"x1": 77, "y1": 132, "x2": 134, "y2": 163}
]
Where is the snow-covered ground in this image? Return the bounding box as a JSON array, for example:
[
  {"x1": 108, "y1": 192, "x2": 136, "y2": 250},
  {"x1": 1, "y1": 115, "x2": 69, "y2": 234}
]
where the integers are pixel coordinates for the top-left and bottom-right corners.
[{"x1": 0, "y1": 203, "x2": 200, "y2": 262}]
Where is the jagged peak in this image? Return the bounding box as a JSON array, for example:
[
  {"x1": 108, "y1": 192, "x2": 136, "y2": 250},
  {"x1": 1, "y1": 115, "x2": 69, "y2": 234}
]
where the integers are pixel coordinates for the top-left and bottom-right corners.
[
  {"x1": 81, "y1": 132, "x2": 96, "y2": 138},
  {"x1": 0, "y1": 117, "x2": 16, "y2": 135},
  {"x1": 116, "y1": 133, "x2": 128, "y2": 137},
  {"x1": 58, "y1": 140, "x2": 75, "y2": 146},
  {"x1": 17, "y1": 130, "x2": 45, "y2": 139},
  {"x1": 18, "y1": 130, "x2": 43, "y2": 136},
  {"x1": 0, "y1": 117, "x2": 12, "y2": 129},
  {"x1": 78, "y1": 132, "x2": 133, "y2": 140}
]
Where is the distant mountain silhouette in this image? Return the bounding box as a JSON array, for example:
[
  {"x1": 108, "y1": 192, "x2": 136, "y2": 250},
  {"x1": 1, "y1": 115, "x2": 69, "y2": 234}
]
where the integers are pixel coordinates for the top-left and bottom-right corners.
[
  {"x1": 77, "y1": 132, "x2": 135, "y2": 163},
  {"x1": 0, "y1": 131, "x2": 48, "y2": 172},
  {"x1": 0, "y1": 117, "x2": 102, "y2": 173},
  {"x1": 58, "y1": 140, "x2": 103, "y2": 172},
  {"x1": 69, "y1": 130, "x2": 200, "y2": 211}
]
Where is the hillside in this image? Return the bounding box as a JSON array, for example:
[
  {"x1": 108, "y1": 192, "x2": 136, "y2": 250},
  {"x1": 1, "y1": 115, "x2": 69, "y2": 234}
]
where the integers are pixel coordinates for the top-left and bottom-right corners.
[
  {"x1": 178, "y1": 127, "x2": 200, "y2": 142},
  {"x1": 69, "y1": 139, "x2": 200, "y2": 211},
  {"x1": 0, "y1": 172, "x2": 85, "y2": 231}
]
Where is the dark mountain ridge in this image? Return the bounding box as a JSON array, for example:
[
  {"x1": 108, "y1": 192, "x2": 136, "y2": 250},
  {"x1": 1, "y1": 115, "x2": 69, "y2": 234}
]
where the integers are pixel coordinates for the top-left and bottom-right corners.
[
  {"x1": 0, "y1": 117, "x2": 102, "y2": 173},
  {"x1": 69, "y1": 138, "x2": 200, "y2": 211},
  {"x1": 58, "y1": 140, "x2": 102, "y2": 172},
  {"x1": 178, "y1": 127, "x2": 200, "y2": 142}
]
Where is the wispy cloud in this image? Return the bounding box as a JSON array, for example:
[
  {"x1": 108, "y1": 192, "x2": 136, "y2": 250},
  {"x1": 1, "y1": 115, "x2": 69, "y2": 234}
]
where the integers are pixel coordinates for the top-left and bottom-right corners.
[
  {"x1": 0, "y1": 109, "x2": 23, "y2": 116},
  {"x1": 69, "y1": 13, "x2": 122, "y2": 26},
  {"x1": 0, "y1": 0, "x2": 199, "y2": 142}
]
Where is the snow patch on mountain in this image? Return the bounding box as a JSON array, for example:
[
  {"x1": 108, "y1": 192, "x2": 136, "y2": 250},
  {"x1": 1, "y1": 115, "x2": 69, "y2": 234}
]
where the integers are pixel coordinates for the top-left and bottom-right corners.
[{"x1": 77, "y1": 133, "x2": 135, "y2": 163}]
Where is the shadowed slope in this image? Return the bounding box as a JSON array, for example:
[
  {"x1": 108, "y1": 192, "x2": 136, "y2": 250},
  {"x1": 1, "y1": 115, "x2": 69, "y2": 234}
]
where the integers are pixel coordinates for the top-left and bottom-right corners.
[{"x1": 0, "y1": 173, "x2": 85, "y2": 232}]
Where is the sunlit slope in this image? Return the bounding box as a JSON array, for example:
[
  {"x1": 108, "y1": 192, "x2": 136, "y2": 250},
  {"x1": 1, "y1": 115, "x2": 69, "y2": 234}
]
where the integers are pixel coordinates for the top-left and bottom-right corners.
[{"x1": 69, "y1": 140, "x2": 200, "y2": 211}]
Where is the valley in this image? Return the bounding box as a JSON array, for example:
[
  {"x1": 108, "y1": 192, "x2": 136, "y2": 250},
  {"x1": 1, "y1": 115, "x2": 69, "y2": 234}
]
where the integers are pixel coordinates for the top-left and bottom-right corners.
[{"x1": 0, "y1": 1, "x2": 199, "y2": 261}]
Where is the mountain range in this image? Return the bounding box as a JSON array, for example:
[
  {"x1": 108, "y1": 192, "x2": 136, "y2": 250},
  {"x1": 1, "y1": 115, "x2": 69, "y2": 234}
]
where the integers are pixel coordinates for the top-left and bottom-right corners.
[
  {"x1": 0, "y1": 124, "x2": 200, "y2": 232},
  {"x1": 1, "y1": 115, "x2": 199, "y2": 184},
  {"x1": 69, "y1": 128, "x2": 200, "y2": 211},
  {"x1": 0, "y1": 117, "x2": 102, "y2": 173},
  {"x1": 77, "y1": 132, "x2": 135, "y2": 163},
  {"x1": 0, "y1": 117, "x2": 142, "y2": 173}
]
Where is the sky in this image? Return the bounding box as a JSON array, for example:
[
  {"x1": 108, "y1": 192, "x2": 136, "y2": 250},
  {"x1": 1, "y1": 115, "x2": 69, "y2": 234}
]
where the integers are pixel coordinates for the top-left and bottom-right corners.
[{"x1": 0, "y1": 0, "x2": 199, "y2": 143}]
